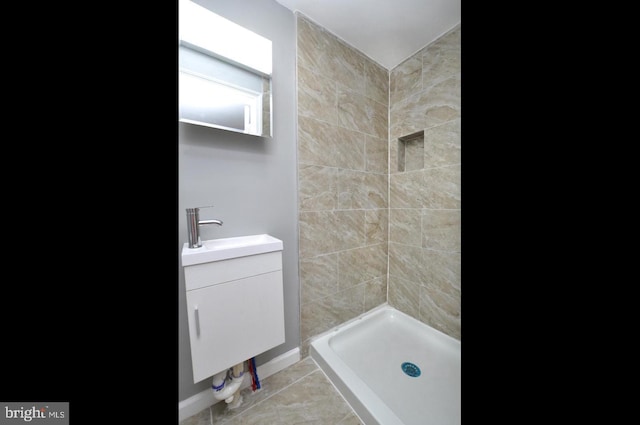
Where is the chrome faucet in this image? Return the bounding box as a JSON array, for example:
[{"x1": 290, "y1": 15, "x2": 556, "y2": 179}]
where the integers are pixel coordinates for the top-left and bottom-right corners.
[{"x1": 186, "y1": 207, "x2": 223, "y2": 248}]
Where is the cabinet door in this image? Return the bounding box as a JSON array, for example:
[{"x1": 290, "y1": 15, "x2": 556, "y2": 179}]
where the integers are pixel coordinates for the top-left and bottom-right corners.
[{"x1": 186, "y1": 270, "x2": 285, "y2": 383}]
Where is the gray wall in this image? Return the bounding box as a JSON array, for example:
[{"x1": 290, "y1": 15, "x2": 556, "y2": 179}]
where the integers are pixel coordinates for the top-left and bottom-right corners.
[{"x1": 178, "y1": 0, "x2": 297, "y2": 402}]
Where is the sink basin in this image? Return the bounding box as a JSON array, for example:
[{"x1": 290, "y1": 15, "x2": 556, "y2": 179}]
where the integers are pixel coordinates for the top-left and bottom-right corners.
[{"x1": 181, "y1": 234, "x2": 283, "y2": 266}]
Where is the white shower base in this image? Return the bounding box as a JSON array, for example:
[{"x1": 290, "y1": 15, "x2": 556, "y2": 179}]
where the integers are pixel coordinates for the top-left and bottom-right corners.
[{"x1": 310, "y1": 304, "x2": 460, "y2": 425}]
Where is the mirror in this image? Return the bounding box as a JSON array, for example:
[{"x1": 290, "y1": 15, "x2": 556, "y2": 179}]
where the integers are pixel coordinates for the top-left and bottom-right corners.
[{"x1": 178, "y1": 0, "x2": 272, "y2": 137}]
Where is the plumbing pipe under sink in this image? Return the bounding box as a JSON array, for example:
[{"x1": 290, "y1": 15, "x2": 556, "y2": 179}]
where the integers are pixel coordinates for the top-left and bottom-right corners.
[{"x1": 211, "y1": 362, "x2": 246, "y2": 409}]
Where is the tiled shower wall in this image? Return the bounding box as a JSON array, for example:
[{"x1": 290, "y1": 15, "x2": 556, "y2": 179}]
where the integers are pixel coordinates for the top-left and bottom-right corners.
[
  {"x1": 296, "y1": 14, "x2": 461, "y2": 350},
  {"x1": 388, "y1": 26, "x2": 461, "y2": 339},
  {"x1": 296, "y1": 14, "x2": 389, "y2": 356}
]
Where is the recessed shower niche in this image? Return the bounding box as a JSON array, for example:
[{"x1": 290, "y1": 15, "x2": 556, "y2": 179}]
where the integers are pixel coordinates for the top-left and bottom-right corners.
[{"x1": 397, "y1": 131, "x2": 425, "y2": 172}]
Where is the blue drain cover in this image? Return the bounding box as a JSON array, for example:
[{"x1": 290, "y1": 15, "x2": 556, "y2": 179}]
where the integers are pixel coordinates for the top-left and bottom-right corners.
[{"x1": 401, "y1": 362, "x2": 421, "y2": 377}]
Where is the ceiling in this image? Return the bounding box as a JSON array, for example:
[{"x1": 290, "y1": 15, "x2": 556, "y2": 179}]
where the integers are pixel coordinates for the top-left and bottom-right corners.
[{"x1": 274, "y1": 0, "x2": 461, "y2": 70}]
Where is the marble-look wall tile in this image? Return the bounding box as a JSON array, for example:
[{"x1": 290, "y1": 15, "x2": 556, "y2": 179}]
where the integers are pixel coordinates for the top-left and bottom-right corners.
[
  {"x1": 365, "y1": 61, "x2": 389, "y2": 106},
  {"x1": 365, "y1": 134, "x2": 388, "y2": 174},
  {"x1": 420, "y1": 277, "x2": 461, "y2": 340},
  {"x1": 423, "y1": 165, "x2": 461, "y2": 209},
  {"x1": 338, "y1": 244, "x2": 387, "y2": 290},
  {"x1": 389, "y1": 36, "x2": 461, "y2": 137},
  {"x1": 363, "y1": 173, "x2": 388, "y2": 209},
  {"x1": 301, "y1": 296, "x2": 340, "y2": 343},
  {"x1": 423, "y1": 75, "x2": 461, "y2": 129},
  {"x1": 388, "y1": 274, "x2": 421, "y2": 321},
  {"x1": 337, "y1": 169, "x2": 365, "y2": 210},
  {"x1": 326, "y1": 35, "x2": 366, "y2": 95},
  {"x1": 298, "y1": 164, "x2": 337, "y2": 211},
  {"x1": 365, "y1": 276, "x2": 388, "y2": 311},
  {"x1": 337, "y1": 87, "x2": 387, "y2": 139},
  {"x1": 389, "y1": 139, "x2": 400, "y2": 173},
  {"x1": 390, "y1": 55, "x2": 422, "y2": 105},
  {"x1": 386, "y1": 24, "x2": 460, "y2": 337},
  {"x1": 422, "y1": 43, "x2": 461, "y2": 87},
  {"x1": 299, "y1": 211, "x2": 336, "y2": 257},
  {"x1": 297, "y1": 14, "x2": 389, "y2": 346},
  {"x1": 300, "y1": 339, "x2": 312, "y2": 359},
  {"x1": 422, "y1": 209, "x2": 461, "y2": 252},
  {"x1": 297, "y1": 16, "x2": 332, "y2": 77},
  {"x1": 332, "y1": 284, "x2": 366, "y2": 324},
  {"x1": 298, "y1": 115, "x2": 337, "y2": 166},
  {"x1": 389, "y1": 208, "x2": 422, "y2": 247},
  {"x1": 388, "y1": 240, "x2": 463, "y2": 338},
  {"x1": 391, "y1": 78, "x2": 460, "y2": 140},
  {"x1": 390, "y1": 91, "x2": 427, "y2": 140},
  {"x1": 300, "y1": 253, "x2": 338, "y2": 304},
  {"x1": 336, "y1": 169, "x2": 388, "y2": 211},
  {"x1": 388, "y1": 242, "x2": 426, "y2": 284},
  {"x1": 423, "y1": 249, "x2": 461, "y2": 292},
  {"x1": 301, "y1": 285, "x2": 365, "y2": 343},
  {"x1": 333, "y1": 126, "x2": 366, "y2": 170},
  {"x1": 365, "y1": 209, "x2": 387, "y2": 244},
  {"x1": 298, "y1": 116, "x2": 366, "y2": 169},
  {"x1": 435, "y1": 24, "x2": 461, "y2": 51},
  {"x1": 298, "y1": 65, "x2": 338, "y2": 125},
  {"x1": 403, "y1": 136, "x2": 425, "y2": 171},
  {"x1": 390, "y1": 170, "x2": 425, "y2": 208},
  {"x1": 394, "y1": 246, "x2": 459, "y2": 299},
  {"x1": 334, "y1": 210, "x2": 366, "y2": 251},
  {"x1": 293, "y1": 14, "x2": 465, "y2": 347},
  {"x1": 424, "y1": 119, "x2": 461, "y2": 169},
  {"x1": 370, "y1": 99, "x2": 390, "y2": 141}
]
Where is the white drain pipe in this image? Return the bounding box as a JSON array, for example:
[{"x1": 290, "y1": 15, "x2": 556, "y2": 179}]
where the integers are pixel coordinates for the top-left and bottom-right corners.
[{"x1": 211, "y1": 362, "x2": 246, "y2": 408}]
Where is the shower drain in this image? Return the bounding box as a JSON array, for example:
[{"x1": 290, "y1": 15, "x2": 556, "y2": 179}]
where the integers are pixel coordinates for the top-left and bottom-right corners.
[{"x1": 401, "y1": 362, "x2": 421, "y2": 377}]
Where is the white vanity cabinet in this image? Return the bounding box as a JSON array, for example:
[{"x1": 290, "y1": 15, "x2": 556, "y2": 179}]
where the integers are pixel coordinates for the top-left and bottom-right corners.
[{"x1": 183, "y1": 246, "x2": 285, "y2": 383}]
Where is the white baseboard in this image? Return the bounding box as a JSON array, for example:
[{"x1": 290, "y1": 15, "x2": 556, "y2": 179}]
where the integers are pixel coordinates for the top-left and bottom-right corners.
[{"x1": 178, "y1": 347, "x2": 301, "y2": 422}]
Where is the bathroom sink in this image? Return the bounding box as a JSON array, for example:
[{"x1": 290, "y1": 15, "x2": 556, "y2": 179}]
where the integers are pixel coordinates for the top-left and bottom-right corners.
[{"x1": 181, "y1": 234, "x2": 283, "y2": 266}]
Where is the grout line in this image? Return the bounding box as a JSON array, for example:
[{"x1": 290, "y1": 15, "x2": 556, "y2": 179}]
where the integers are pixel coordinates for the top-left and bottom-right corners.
[
  {"x1": 389, "y1": 207, "x2": 461, "y2": 210},
  {"x1": 386, "y1": 62, "x2": 391, "y2": 305},
  {"x1": 312, "y1": 358, "x2": 365, "y2": 424},
  {"x1": 225, "y1": 363, "x2": 320, "y2": 420},
  {"x1": 308, "y1": 275, "x2": 385, "y2": 307},
  {"x1": 299, "y1": 207, "x2": 388, "y2": 213},
  {"x1": 270, "y1": 366, "x2": 320, "y2": 394}
]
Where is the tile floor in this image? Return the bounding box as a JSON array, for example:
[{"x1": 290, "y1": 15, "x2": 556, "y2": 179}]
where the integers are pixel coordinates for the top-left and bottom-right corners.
[{"x1": 180, "y1": 357, "x2": 363, "y2": 425}]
